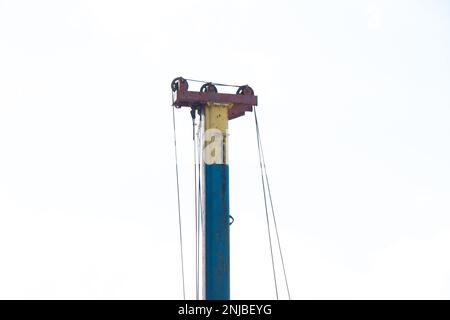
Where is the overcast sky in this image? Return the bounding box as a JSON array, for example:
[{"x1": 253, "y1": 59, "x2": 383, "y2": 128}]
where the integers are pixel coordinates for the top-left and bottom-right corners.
[{"x1": 1, "y1": 0, "x2": 450, "y2": 299}]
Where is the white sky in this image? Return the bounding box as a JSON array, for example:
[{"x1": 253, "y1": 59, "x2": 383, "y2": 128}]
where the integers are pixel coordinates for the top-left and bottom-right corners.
[{"x1": 0, "y1": 0, "x2": 449, "y2": 299}]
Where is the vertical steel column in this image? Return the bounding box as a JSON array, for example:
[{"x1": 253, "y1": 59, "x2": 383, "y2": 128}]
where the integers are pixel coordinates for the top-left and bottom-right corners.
[{"x1": 204, "y1": 102, "x2": 232, "y2": 300}]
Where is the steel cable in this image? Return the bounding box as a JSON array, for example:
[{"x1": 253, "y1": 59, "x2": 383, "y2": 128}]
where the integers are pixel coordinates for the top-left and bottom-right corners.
[
  {"x1": 254, "y1": 109, "x2": 291, "y2": 300},
  {"x1": 254, "y1": 110, "x2": 279, "y2": 300},
  {"x1": 171, "y1": 98, "x2": 186, "y2": 300}
]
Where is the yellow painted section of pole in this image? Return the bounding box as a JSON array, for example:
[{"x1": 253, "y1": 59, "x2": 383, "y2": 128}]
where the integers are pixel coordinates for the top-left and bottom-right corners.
[
  {"x1": 204, "y1": 102, "x2": 232, "y2": 165},
  {"x1": 204, "y1": 102, "x2": 231, "y2": 132}
]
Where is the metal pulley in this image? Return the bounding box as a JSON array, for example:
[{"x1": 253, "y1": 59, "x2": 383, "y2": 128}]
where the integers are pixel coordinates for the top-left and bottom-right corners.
[
  {"x1": 200, "y1": 82, "x2": 218, "y2": 93},
  {"x1": 171, "y1": 77, "x2": 189, "y2": 92},
  {"x1": 236, "y1": 85, "x2": 254, "y2": 96}
]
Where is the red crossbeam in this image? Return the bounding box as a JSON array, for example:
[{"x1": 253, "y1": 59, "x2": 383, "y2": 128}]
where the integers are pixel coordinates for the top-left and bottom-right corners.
[{"x1": 171, "y1": 78, "x2": 258, "y2": 120}]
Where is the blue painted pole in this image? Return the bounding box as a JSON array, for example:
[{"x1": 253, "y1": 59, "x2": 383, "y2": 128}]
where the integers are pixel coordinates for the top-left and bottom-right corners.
[
  {"x1": 204, "y1": 102, "x2": 231, "y2": 300},
  {"x1": 205, "y1": 164, "x2": 229, "y2": 299}
]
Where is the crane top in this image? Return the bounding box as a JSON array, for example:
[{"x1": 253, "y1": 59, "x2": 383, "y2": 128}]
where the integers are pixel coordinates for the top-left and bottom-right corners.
[{"x1": 171, "y1": 77, "x2": 258, "y2": 120}]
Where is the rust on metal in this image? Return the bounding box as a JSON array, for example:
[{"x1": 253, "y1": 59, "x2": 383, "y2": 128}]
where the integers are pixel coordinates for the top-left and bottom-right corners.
[{"x1": 171, "y1": 77, "x2": 258, "y2": 120}]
